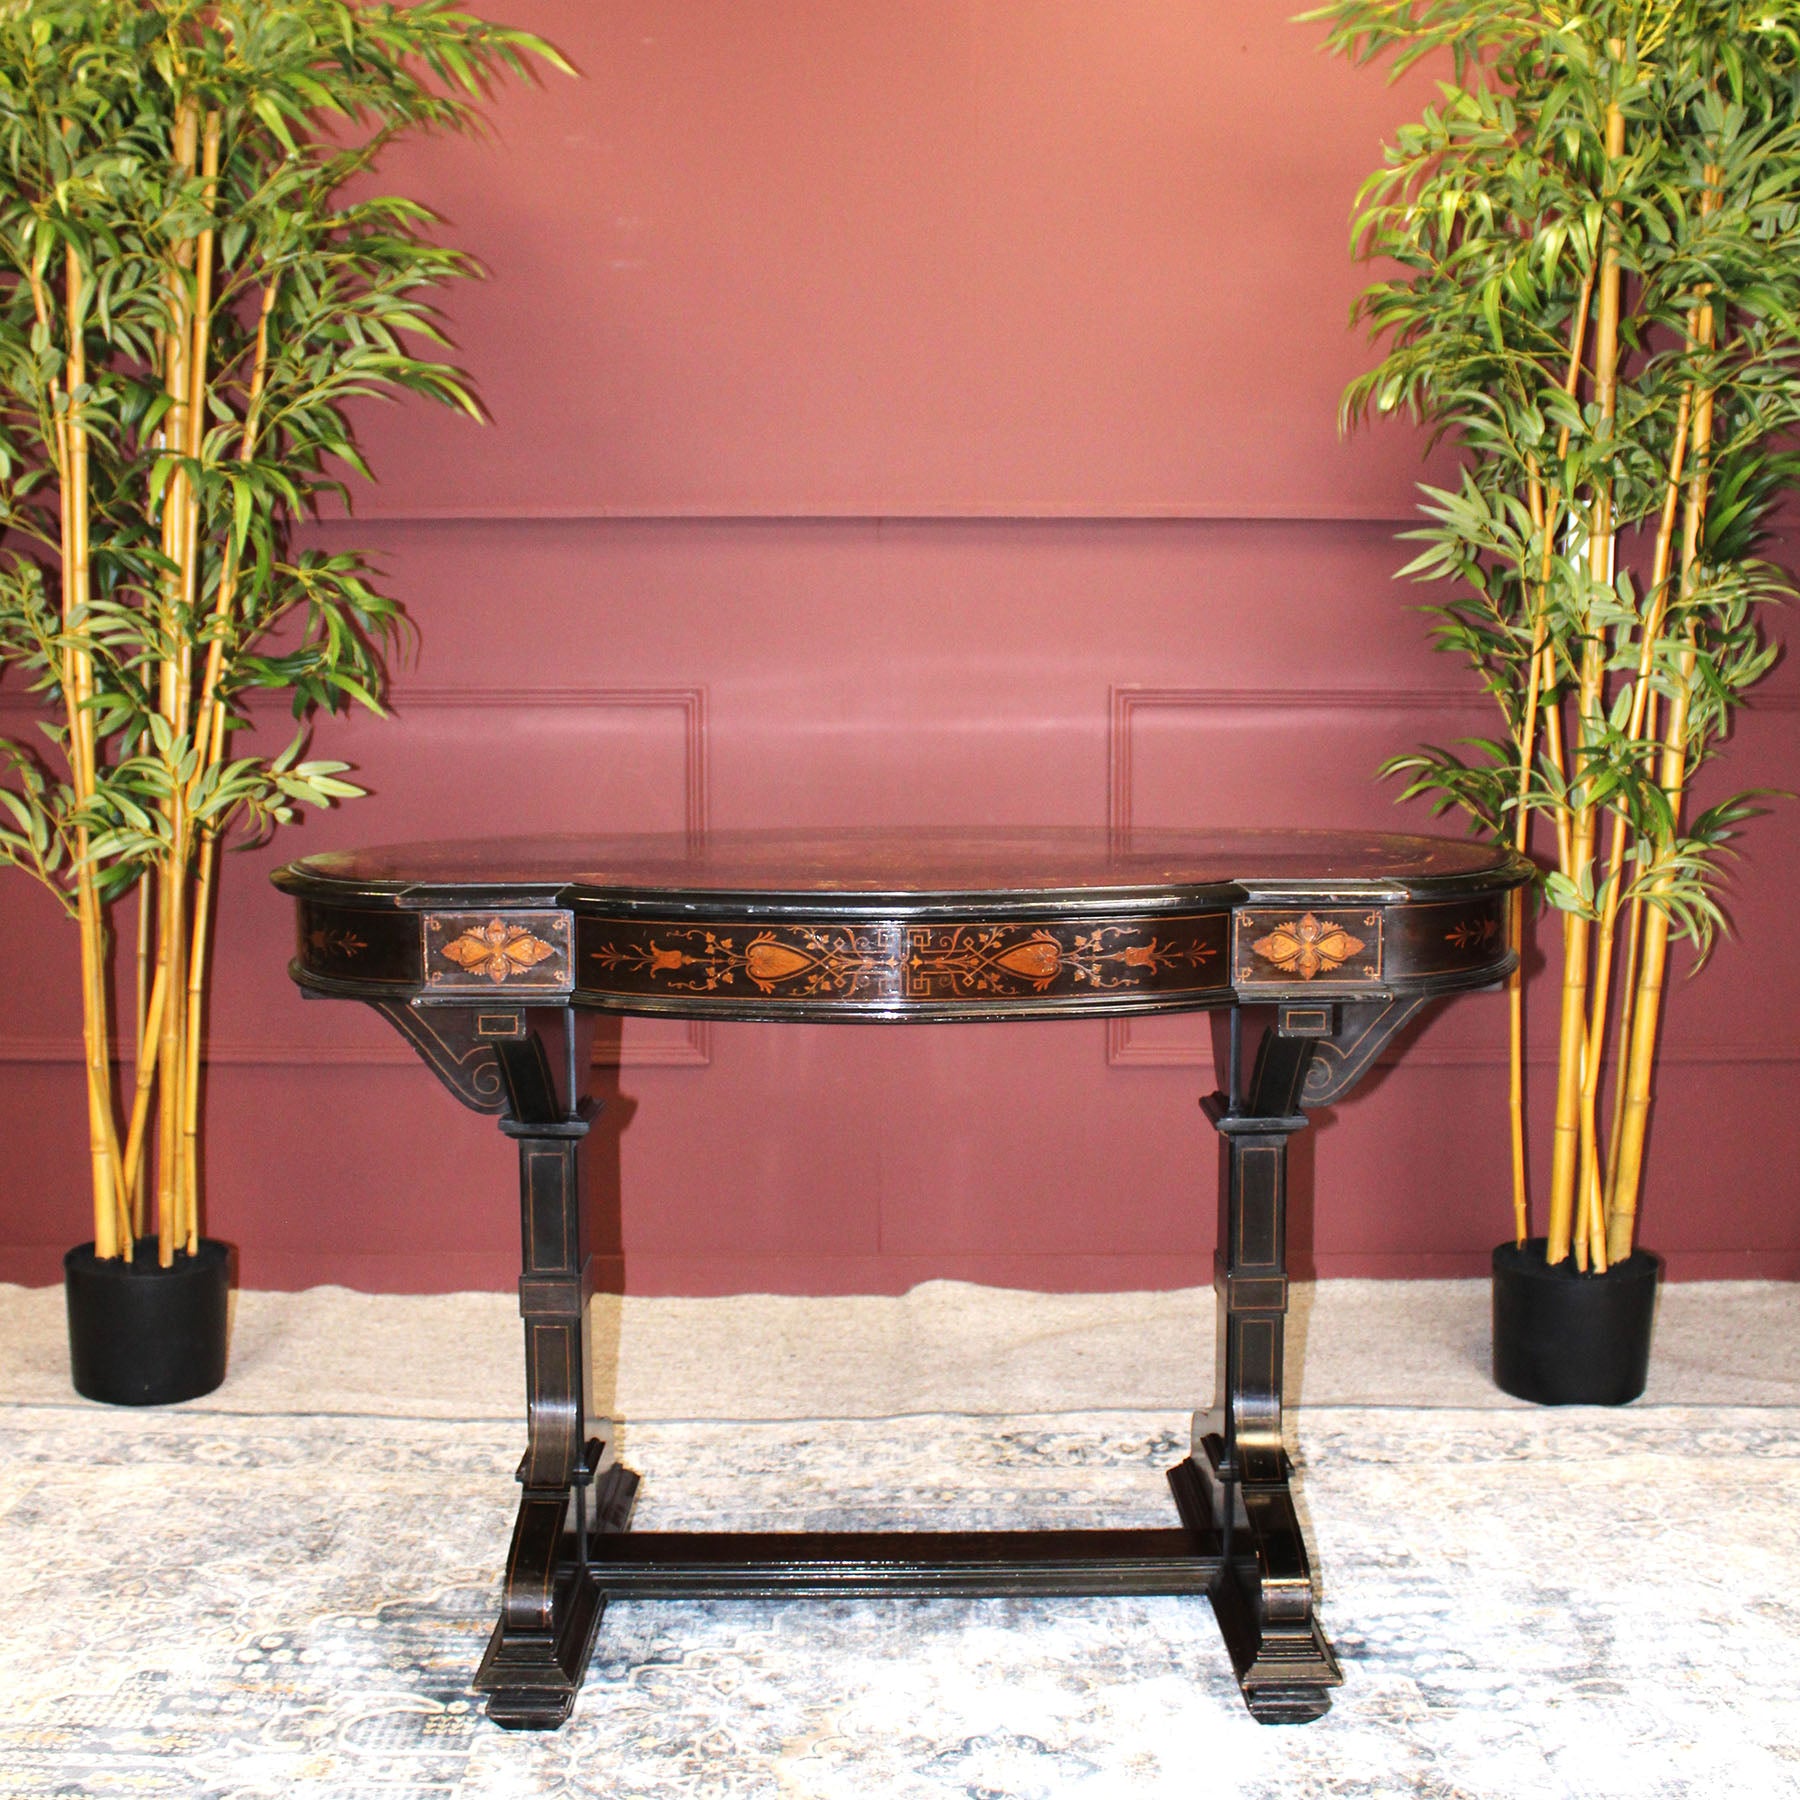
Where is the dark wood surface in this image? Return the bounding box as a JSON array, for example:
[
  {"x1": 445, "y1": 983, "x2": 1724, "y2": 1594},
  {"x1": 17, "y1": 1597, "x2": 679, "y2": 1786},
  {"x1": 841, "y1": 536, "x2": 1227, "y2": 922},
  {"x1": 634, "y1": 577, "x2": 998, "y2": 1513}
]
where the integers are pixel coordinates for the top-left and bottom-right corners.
[
  {"x1": 273, "y1": 828, "x2": 1533, "y2": 1731},
  {"x1": 277, "y1": 825, "x2": 1520, "y2": 897},
  {"x1": 276, "y1": 827, "x2": 1529, "y2": 1021}
]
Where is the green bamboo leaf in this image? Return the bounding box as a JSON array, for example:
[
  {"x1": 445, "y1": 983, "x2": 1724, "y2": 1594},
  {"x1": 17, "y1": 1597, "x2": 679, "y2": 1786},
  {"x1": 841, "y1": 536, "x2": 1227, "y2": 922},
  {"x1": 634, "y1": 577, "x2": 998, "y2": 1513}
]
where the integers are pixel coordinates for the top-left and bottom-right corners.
[{"x1": 1318, "y1": 0, "x2": 1799, "y2": 1232}]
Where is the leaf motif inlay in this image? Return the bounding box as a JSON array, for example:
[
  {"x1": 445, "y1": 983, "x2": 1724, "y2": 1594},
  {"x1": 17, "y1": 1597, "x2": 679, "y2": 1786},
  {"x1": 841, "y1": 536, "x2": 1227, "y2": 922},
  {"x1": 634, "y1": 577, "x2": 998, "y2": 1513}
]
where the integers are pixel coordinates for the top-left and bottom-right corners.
[
  {"x1": 439, "y1": 918, "x2": 560, "y2": 984},
  {"x1": 307, "y1": 925, "x2": 367, "y2": 961},
  {"x1": 994, "y1": 940, "x2": 1063, "y2": 980},
  {"x1": 744, "y1": 940, "x2": 816, "y2": 983},
  {"x1": 1446, "y1": 916, "x2": 1501, "y2": 950},
  {"x1": 1250, "y1": 913, "x2": 1365, "y2": 981}
]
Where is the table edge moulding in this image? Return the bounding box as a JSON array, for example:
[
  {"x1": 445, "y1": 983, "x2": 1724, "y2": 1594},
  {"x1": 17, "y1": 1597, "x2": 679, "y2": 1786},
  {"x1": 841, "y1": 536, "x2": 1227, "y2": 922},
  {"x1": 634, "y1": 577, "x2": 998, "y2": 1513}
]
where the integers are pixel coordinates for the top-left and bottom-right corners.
[{"x1": 272, "y1": 826, "x2": 1532, "y2": 1729}]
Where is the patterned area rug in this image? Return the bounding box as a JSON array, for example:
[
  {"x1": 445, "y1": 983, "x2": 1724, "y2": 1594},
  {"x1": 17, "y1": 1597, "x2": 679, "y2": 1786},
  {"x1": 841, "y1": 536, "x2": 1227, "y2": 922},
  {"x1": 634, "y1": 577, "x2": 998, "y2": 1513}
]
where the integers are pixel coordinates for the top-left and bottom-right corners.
[{"x1": 2, "y1": 1402, "x2": 1797, "y2": 1799}]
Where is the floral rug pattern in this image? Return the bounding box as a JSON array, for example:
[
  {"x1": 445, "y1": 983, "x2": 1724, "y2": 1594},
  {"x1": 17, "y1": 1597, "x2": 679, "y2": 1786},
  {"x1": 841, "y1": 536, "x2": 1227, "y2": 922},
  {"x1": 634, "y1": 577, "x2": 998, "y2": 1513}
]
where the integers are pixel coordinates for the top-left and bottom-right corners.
[{"x1": 0, "y1": 1404, "x2": 1796, "y2": 1798}]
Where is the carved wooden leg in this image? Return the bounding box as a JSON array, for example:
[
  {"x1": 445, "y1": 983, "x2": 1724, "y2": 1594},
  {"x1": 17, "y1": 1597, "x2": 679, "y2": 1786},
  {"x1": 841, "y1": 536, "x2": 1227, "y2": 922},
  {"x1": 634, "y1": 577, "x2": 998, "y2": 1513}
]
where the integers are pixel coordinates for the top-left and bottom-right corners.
[
  {"x1": 1171, "y1": 1011, "x2": 1341, "y2": 1724},
  {"x1": 469, "y1": 1007, "x2": 639, "y2": 1728},
  {"x1": 1172, "y1": 998, "x2": 1437, "y2": 1722},
  {"x1": 370, "y1": 1000, "x2": 637, "y2": 1728}
]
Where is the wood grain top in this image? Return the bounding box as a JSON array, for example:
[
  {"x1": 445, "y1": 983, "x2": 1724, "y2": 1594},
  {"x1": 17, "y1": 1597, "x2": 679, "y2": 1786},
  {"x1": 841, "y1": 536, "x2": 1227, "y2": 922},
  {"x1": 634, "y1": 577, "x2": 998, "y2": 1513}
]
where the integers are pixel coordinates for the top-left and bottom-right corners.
[{"x1": 277, "y1": 827, "x2": 1525, "y2": 905}]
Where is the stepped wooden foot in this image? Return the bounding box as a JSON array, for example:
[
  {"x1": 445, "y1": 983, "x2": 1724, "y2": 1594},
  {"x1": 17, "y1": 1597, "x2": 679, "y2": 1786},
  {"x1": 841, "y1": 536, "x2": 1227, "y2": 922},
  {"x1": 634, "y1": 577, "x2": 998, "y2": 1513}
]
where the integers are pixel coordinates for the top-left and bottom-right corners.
[
  {"x1": 476, "y1": 1461, "x2": 640, "y2": 1729},
  {"x1": 1170, "y1": 1445, "x2": 1340, "y2": 1724},
  {"x1": 475, "y1": 1553, "x2": 602, "y2": 1729}
]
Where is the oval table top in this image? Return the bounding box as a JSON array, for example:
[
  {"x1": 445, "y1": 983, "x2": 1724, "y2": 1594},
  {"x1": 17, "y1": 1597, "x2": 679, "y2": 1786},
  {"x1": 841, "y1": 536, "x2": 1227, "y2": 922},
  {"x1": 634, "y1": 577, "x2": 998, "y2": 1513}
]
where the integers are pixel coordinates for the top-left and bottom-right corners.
[
  {"x1": 276, "y1": 826, "x2": 1525, "y2": 906},
  {"x1": 275, "y1": 828, "x2": 1531, "y2": 1022}
]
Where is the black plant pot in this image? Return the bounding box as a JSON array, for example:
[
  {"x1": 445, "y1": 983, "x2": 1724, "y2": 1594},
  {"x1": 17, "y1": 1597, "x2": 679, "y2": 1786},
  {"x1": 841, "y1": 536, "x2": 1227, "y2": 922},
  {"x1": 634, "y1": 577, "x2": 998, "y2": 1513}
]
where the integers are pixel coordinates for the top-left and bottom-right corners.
[
  {"x1": 1491, "y1": 1236, "x2": 1661, "y2": 1406},
  {"x1": 64, "y1": 1239, "x2": 232, "y2": 1406}
]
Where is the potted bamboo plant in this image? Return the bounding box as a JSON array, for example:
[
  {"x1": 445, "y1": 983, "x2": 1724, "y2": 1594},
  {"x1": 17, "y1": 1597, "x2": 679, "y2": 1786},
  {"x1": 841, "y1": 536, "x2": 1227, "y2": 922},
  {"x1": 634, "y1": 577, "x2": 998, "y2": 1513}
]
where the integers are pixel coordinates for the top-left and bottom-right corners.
[
  {"x1": 0, "y1": 0, "x2": 564, "y2": 1403},
  {"x1": 1311, "y1": 1, "x2": 1800, "y2": 1401}
]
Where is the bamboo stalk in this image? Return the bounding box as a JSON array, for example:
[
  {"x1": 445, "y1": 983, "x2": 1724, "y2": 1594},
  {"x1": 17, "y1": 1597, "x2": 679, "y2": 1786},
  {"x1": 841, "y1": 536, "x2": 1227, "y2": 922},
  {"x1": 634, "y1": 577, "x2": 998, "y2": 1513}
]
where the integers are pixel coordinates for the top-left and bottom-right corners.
[
  {"x1": 1604, "y1": 870, "x2": 1647, "y2": 1202},
  {"x1": 1540, "y1": 654, "x2": 1573, "y2": 871},
  {"x1": 1573, "y1": 388, "x2": 1695, "y2": 1272},
  {"x1": 1608, "y1": 174, "x2": 1722, "y2": 1262},
  {"x1": 134, "y1": 876, "x2": 150, "y2": 1055},
  {"x1": 1552, "y1": 909, "x2": 1592, "y2": 1264},
  {"x1": 1546, "y1": 83, "x2": 1627, "y2": 1267},
  {"x1": 160, "y1": 99, "x2": 198, "y2": 689},
  {"x1": 1604, "y1": 637, "x2": 1667, "y2": 1210},
  {"x1": 193, "y1": 275, "x2": 278, "y2": 773},
  {"x1": 1508, "y1": 460, "x2": 1552, "y2": 1248},
  {"x1": 1582, "y1": 383, "x2": 1693, "y2": 1223},
  {"x1": 167, "y1": 111, "x2": 223, "y2": 1254},
  {"x1": 1624, "y1": 386, "x2": 1696, "y2": 730},
  {"x1": 60, "y1": 244, "x2": 129, "y2": 1259},
  {"x1": 1505, "y1": 913, "x2": 1528, "y2": 1244},
  {"x1": 154, "y1": 875, "x2": 184, "y2": 1265},
  {"x1": 1507, "y1": 477, "x2": 1554, "y2": 1251},
  {"x1": 1504, "y1": 263, "x2": 1598, "y2": 1245},
  {"x1": 171, "y1": 111, "x2": 220, "y2": 746},
  {"x1": 153, "y1": 100, "x2": 201, "y2": 1268},
  {"x1": 31, "y1": 262, "x2": 115, "y2": 1255},
  {"x1": 188, "y1": 115, "x2": 221, "y2": 453},
  {"x1": 130, "y1": 875, "x2": 152, "y2": 1233},
  {"x1": 1584, "y1": 1145, "x2": 1607, "y2": 1267},
  {"x1": 35, "y1": 252, "x2": 124, "y2": 1254},
  {"x1": 1609, "y1": 627, "x2": 1700, "y2": 1261},
  {"x1": 180, "y1": 825, "x2": 218, "y2": 1255},
  {"x1": 121, "y1": 959, "x2": 169, "y2": 1203},
  {"x1": 179, "y1": 262, "x2": 282, "y2": 1253}
]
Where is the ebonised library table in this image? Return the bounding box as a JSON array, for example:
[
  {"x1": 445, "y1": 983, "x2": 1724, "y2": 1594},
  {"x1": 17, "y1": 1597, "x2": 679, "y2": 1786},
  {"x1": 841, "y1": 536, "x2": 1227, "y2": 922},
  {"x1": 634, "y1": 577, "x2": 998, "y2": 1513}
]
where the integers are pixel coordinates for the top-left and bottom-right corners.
[{"x1": 274, "y1": 827, "x2": 1529, "y2": 1729}]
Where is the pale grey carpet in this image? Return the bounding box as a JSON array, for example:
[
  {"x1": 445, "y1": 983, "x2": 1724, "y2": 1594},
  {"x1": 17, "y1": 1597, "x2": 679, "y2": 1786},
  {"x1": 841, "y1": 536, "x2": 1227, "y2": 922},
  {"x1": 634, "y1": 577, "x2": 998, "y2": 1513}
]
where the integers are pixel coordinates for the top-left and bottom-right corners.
[
  {"x1": 5, "y1": 1277, "x2": 1797, "y2": 1417},
  {"x1": 1, "y1": 1281, "x2": 1797, "y2": 1798}
]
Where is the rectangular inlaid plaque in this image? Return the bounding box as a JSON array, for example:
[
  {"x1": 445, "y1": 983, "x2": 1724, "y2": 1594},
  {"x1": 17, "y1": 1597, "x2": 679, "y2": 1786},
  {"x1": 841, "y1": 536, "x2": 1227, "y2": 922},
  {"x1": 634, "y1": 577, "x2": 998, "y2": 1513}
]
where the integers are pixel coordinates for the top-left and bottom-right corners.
[
  {"x1": 1234, "y1": 908, "x2": 1383, "y2": 987},
  {"x1": 422, "y1": 912, "x2": 573, "y2": 995}
]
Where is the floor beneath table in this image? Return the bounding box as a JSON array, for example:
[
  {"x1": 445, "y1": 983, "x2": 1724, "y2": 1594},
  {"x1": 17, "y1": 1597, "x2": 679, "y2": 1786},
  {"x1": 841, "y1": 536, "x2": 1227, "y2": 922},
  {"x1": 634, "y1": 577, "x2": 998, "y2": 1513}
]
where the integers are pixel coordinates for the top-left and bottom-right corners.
[
  {"x1": 1, "y1": 1280, "x2": 1797, "y2": 1799},
  {"x1": 5, "y1": 1275, "x2": 1799, "y2": 1417}
]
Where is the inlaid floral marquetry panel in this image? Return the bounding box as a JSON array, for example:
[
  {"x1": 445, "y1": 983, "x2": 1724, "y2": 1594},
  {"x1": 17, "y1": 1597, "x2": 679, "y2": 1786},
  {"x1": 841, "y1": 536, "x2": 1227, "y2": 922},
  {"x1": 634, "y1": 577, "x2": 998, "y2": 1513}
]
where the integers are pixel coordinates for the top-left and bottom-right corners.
[
  {"x1": 901, "y1": 920, "x2": 1222, "y2": 1001},
  {"x1": 577, "y1": 914, "x2": 1228, "y2": 1007},
  {"x1": 293, "y1": 902, "x2": 419, "y2": 984},
  {"x1": 423, "y1": 912, "x2": 573, "y2": 993},
  {"x1": 1422, "y1": 898, "x2": 1511, "y2": 968},
  {"x1": 1234, "y1": 908, "x2": 1383, "y2": 986},
  {"x1": 588, "y1": 923, "x2": 905, "y2": 1001}
]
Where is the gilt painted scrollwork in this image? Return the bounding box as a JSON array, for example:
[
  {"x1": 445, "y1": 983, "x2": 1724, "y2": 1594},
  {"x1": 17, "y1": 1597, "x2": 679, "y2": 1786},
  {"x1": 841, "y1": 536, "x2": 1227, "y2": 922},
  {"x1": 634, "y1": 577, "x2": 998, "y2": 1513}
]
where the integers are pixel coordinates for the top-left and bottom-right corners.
[
  {"x1": 370, "y1": 1001, "x2": 508, "y2": 1114},
  {"x1": 1299, "y1": 996, "x2": 1432, "y2": 1107}
]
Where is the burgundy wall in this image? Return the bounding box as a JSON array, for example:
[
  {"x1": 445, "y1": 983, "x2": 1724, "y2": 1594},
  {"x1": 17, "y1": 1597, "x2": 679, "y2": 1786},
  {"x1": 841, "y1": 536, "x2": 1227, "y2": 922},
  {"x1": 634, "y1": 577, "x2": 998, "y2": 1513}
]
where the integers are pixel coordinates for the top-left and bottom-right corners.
[{"x1": 2, "y1": 2, "x2": 1795, "y2": 1289}]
